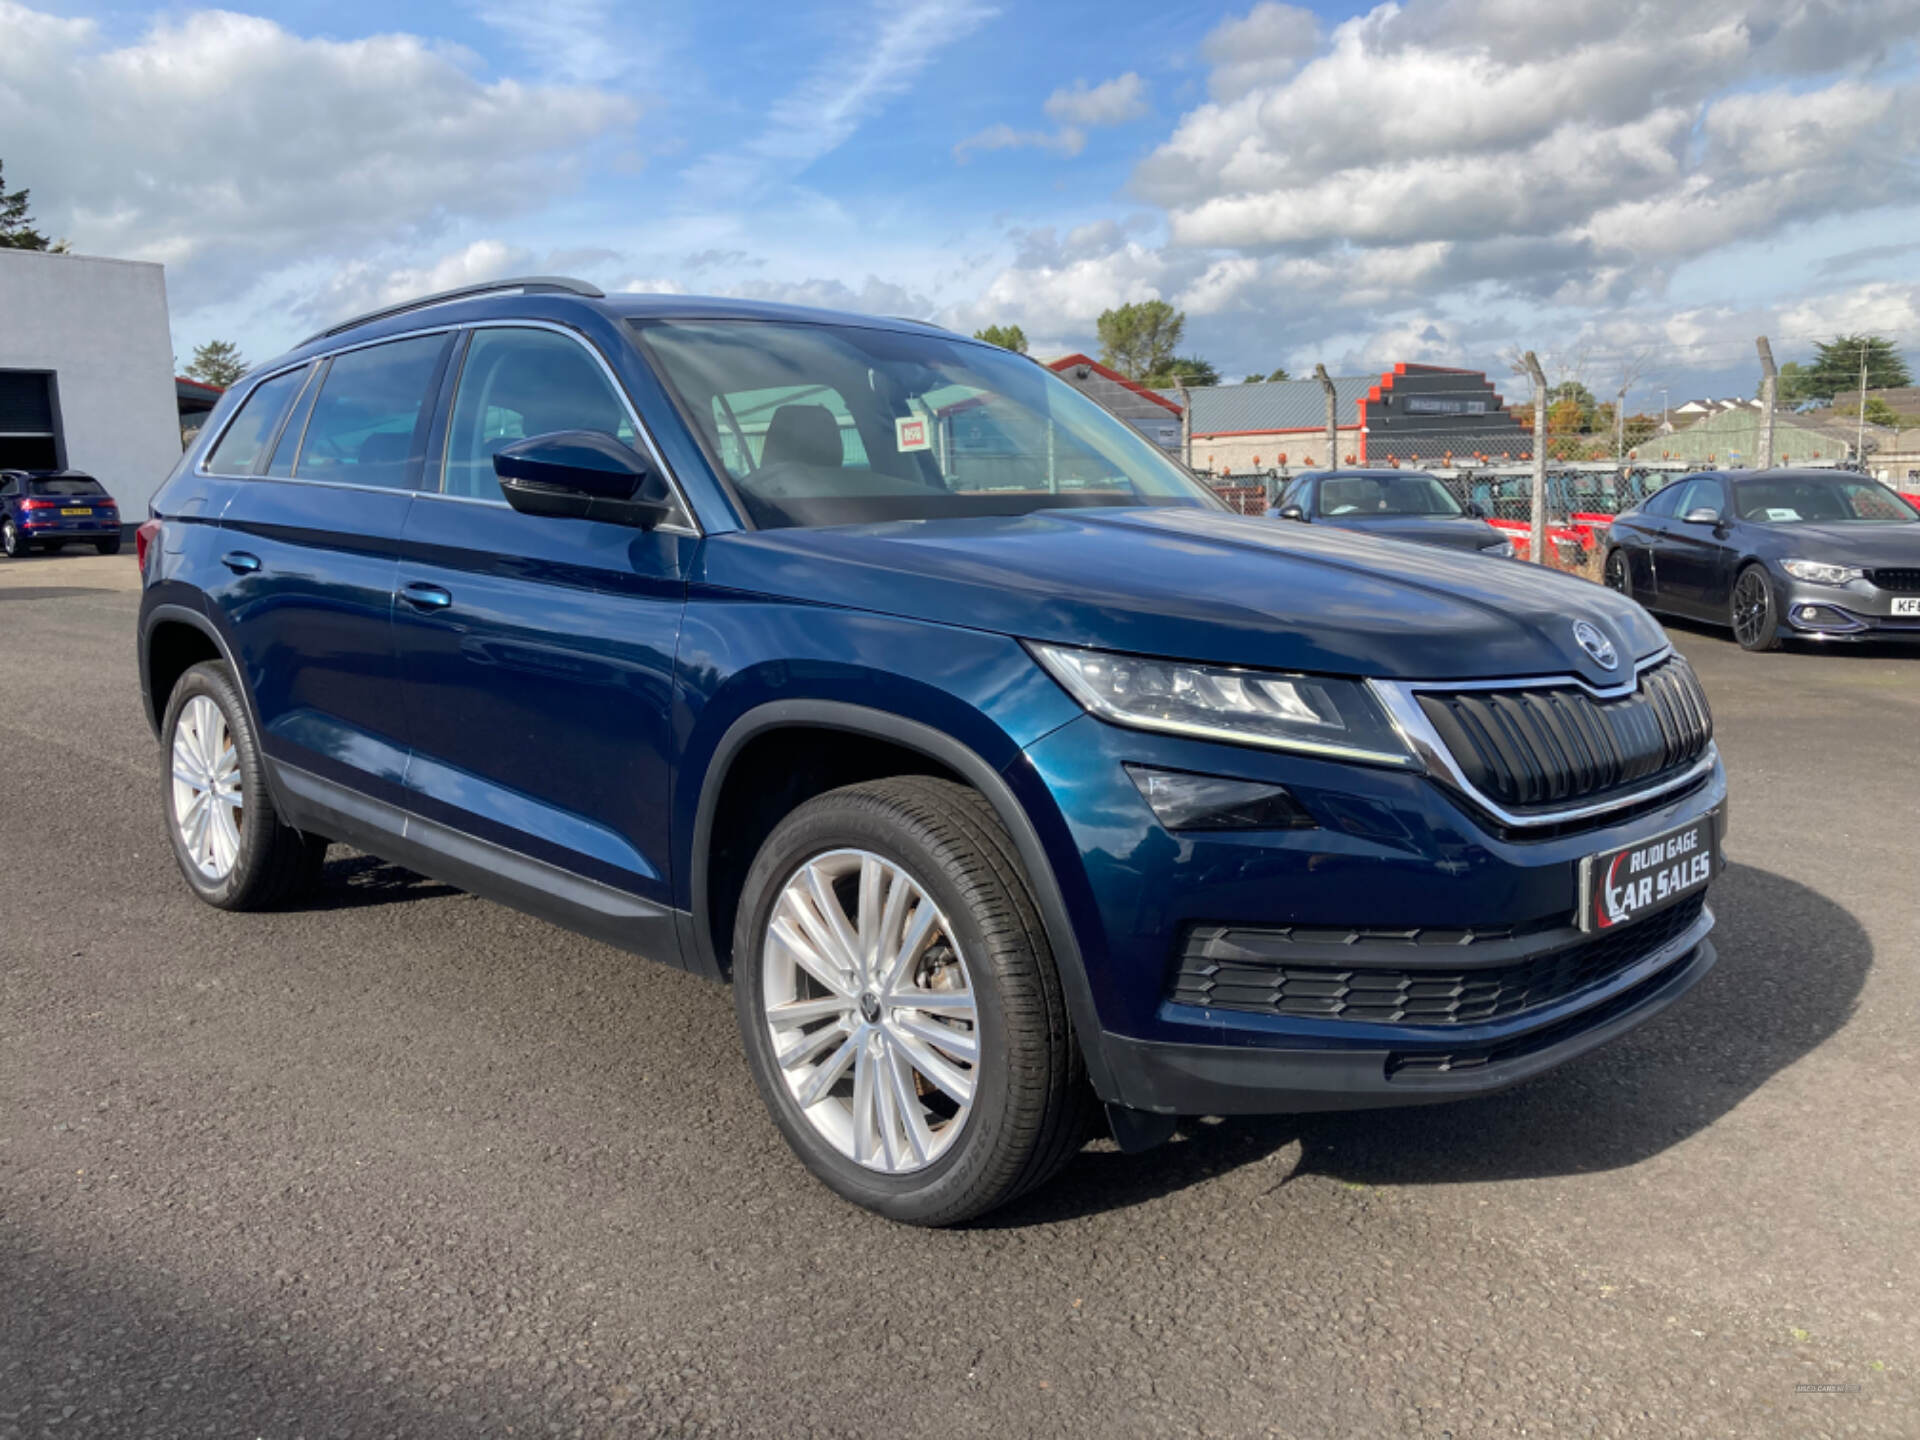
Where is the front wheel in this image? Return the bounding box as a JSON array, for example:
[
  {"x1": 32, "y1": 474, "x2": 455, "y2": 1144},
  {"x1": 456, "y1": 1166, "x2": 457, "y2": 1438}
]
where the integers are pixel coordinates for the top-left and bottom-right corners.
[
  {"x1": 733, "y1": 777, "x2": 1090, "y2": 1225},
  {"x1": 1731, "y1": 563, "x2": 1781, "y2": 651}
]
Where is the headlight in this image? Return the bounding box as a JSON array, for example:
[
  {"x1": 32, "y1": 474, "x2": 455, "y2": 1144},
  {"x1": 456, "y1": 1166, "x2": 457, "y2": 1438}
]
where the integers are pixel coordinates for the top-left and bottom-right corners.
[
  {"x1": 1482, "y1": 539, "x2": 1515, "y2": 558},
  {"x1": 1028, "y1": 642, "x2": 1417, "y2": 767},
  {"x1": 1781, "y1": 559, "x2": 1865, "y2": 586}
]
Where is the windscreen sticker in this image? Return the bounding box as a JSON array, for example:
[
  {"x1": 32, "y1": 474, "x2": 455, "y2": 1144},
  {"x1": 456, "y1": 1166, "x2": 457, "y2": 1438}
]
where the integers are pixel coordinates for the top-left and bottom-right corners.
[
  {"x1": 1764, "y1": 507, "x2": 1800, "y2": 521},
  {"x1": 896, "y1": 415, "x2": 932, "y2": 453}
]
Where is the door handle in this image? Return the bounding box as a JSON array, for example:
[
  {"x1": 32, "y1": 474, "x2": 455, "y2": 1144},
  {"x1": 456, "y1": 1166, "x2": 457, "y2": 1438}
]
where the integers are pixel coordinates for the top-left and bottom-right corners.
[
  {"x1": 400, "y1": 582, "x2": 453, "y2": 611},
  {"x1": 221, "y1": 550, "x2": 261, "y2": 574}
]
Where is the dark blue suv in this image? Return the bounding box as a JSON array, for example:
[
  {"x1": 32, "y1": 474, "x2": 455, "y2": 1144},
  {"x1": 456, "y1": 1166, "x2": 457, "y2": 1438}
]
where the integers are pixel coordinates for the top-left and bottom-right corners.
[{"x1": 138, "y1": 278, "x2": 1727, "y2": 1223}]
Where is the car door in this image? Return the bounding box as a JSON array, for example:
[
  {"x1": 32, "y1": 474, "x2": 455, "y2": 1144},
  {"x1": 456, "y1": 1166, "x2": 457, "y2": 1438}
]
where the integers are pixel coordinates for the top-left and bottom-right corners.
[
  {"x1": 1660, "y1": 476, "x2": 1732, "y2": 615},
  {"x1": 391, "y1": 323, "x2": 698, "y2": 951},
  {"x1": 204, "y1": 332, "x2": 454, "y2": 809},
  {"x1": 1613, "y1": 481, "x2": 1687, "y2": 608}
]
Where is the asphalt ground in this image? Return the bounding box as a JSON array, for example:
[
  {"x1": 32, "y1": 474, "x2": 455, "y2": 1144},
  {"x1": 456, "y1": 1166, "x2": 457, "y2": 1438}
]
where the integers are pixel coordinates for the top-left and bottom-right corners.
[{"x1": 3, "y1": 550, "x2": 1916, "y2": 1439}]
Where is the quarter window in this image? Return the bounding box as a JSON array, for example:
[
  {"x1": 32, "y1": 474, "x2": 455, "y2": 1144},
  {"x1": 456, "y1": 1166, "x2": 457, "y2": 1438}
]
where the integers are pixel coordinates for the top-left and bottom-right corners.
[
  {"x1": 290, "y1": 335, "x2": 449, "y2": 490},
  {"x1": 204, "y1": 368, "x2": 306, "y2": 475},
  {"x1": 441, "y1": 328, "x2": 641, "y2": 501}
]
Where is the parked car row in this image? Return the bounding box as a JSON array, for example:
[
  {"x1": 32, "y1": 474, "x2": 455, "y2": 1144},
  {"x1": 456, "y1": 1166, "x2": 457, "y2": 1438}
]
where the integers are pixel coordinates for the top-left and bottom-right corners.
[{"x1": 0, "y1": 469, "x2": 121, "y2": 557}]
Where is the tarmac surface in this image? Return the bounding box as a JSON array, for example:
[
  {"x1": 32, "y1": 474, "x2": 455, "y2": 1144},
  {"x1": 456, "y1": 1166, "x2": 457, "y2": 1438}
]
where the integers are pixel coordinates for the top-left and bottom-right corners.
[{"x1": 3, "y1": 550, "x2": 1916, "y2": 1437}]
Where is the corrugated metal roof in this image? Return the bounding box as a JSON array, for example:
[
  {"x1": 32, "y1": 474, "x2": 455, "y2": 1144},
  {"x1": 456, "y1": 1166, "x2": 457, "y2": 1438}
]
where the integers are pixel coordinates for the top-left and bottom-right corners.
[{"x1": 1176, "y1": 377, "x2": 1374, "y2": 434}]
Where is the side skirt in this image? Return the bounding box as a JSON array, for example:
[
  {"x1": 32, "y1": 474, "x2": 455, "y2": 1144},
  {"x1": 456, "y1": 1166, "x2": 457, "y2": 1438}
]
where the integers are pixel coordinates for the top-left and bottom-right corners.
[{"x1": 272, "y1": 761, "x2": 691, "y2": 972}]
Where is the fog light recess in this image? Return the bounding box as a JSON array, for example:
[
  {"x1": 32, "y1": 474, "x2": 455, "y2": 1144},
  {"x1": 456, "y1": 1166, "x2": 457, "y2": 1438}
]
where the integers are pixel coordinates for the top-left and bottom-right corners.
[{"x1": 1126, "y1": 765, "x2": 1316, "y2": 832}]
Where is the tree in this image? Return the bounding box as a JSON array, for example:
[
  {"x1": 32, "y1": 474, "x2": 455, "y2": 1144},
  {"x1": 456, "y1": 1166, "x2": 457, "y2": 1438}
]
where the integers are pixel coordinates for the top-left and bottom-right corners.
[
  {"x1": 1770, "y1": 361, "x2": 1816, "y2": 405},
  {"x1": 1096, "y1": 300, "x2": 1183, "y2": 381},
  {"x1": 185, "y1": 340, "x2": 248, "y2": 389},
  {"x1": 1242, "y1": 367, "x2": 1291, "y2": 383},
  {"x1": 1148, "y1": 355, "x2": 1218, "y2": 388},
  {"x1": 972, "y1": 323, "x2": 1028, "y2": 354},
  {"x1": 1804, "y1": 335, "x2": 1912, "y2": 398},
  {"x1": 0, "y1": 159, "x2": 57, "y2": 251},
  {"x1": 1838, "y1": 396, "x2": 1903, "y2": 428}
]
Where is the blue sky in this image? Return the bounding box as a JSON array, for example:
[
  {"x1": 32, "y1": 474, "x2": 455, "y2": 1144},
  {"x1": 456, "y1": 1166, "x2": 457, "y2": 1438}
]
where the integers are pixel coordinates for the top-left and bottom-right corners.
[{"x1": 5, "y1": 0, "x2": 1919, "y2": 402}]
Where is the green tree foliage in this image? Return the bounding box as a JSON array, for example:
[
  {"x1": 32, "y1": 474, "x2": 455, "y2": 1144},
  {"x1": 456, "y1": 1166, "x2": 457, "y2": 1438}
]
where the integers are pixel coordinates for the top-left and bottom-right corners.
[
  {"x1": 1096, "y1": 300, "x2": 1183, "y2": 381},
  {"x1": 1241, "y1": 367, "x2": 1291, "y2": 383},
  {"x1": 185, "y1": 339, "x2": 248, "y2": 389},
  {"x1": 1771, "y1": 361, "x2": 1816, "y2": 405},
  {"x1": 1804, "y1": 335, "x2": 1912, "y2": 397},
  {"x1": 0, "y1": 159, "x2": 56, "y2": 251},
  {"x1": 971, "y1": 323, "x2": 1028, "y2": 354},
  {"x1": 1837, "y1": 396, "x2": 1904, "y2": 428},
  {"x1": 1148, "y1": 355, "x2": 1219, "y2": 388}
]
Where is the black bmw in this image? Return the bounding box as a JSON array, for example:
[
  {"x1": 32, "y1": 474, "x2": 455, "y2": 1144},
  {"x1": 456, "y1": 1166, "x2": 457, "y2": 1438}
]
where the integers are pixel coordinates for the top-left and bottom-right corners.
[{"x1": 1603, "y1": 468, "x2": 1920, "y2": 650}]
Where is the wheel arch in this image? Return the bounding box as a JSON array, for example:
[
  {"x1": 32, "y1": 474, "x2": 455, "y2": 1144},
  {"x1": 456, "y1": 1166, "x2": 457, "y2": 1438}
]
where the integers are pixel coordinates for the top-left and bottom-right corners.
[{"x1": 687, "y1": 700, "x2": 1118, "y2": 1099}]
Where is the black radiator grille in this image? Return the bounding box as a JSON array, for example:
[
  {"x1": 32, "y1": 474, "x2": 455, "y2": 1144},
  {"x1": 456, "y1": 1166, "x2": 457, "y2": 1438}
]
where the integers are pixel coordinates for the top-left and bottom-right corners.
[
  {"x1": 1869, "y1": 568, "x2": 1920, "y2": 594},
  {"x1": 1172, "y1": 893, "x2": 1707, "y2": 1026},
  {"x1": 1417, "y1": 656, "x2": 1712, "y2": 811}
]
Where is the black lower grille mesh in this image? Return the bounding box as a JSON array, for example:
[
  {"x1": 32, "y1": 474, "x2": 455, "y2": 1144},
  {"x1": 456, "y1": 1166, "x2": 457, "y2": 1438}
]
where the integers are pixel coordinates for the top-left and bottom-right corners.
[
  {"x1": 1417, "y1": 656, "x2": 1712, "y2": 811},
  {"x1": 1173, "y1": 893, "x2": 1707, "y2": 1025}
]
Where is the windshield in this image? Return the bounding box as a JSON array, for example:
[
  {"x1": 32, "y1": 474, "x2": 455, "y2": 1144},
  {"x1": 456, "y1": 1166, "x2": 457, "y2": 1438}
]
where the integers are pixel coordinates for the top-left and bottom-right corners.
[
  {"x1": 27, "y1": 476, "x2": 106, "y2": 497},
  {"x1": 1733, "y1": 476, "x2": 1917, "y2": 525},
  {"x1": 1317, "y1": 473, "x2": 1463, "y2": 518},
  {"x1": 630, "y1": 319, "x2": 1219, "y2": 529}
]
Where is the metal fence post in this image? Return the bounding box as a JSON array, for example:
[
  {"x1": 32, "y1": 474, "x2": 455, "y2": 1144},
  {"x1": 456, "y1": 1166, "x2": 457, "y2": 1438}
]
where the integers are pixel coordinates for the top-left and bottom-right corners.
[
  {"x1": 1314, "y1": 363, "x2": 1337, "y2": 470},
  {"x1": 1524, "y1": 351, "x2": 1548, "y2": 565},
  {"x1": 1756, "y1": 337, "x2": 1777, "y2": 470},
  {"x1": 1175, "y1": 382, "x2": 1191, "y2": 470}
]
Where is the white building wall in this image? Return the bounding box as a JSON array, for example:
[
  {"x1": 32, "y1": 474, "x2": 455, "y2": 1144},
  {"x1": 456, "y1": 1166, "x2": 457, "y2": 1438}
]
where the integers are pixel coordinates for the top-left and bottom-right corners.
[{"x1": 0, "y1": 250, "x2": 183, "y2": 521}]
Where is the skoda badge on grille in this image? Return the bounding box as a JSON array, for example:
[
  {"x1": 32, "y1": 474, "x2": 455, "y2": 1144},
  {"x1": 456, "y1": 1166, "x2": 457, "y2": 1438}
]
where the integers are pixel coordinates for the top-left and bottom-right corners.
[{"x1": 1573, "y1": 620, "x2": 1619, "y2": 671}]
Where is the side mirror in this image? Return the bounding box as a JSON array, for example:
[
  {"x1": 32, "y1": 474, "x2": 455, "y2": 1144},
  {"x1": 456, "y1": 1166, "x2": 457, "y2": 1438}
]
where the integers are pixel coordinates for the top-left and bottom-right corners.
[
  {"x1": 1276, "y1": 504, "x2": 1306, "y2": 522},
  {"x1": 1682, "y1": 506, "x2": 1722, "y2": 525},
  {"x1": 1464, "y1": 499, "x2": 1487, "y2": 518},
  {"x1": 494, "y1": 430, "x2": 676, "y2": 529}
]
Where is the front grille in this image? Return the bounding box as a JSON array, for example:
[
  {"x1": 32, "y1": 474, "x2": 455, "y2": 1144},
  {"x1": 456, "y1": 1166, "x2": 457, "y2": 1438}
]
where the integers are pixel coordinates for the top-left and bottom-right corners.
[
  {"x1": 1172, "y1": 893, "x2": 1707, "y2": 1025},
  {"x1": 1417, "y1": 656, "x2": 1711, "y2": 812},
  {"x1": 1869, "y1": 567, "x2": 1920, "y2": 594}
]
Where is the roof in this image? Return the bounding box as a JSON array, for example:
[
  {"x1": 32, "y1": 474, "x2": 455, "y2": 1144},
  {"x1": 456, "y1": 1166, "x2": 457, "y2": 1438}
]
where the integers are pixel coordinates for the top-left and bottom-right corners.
[
  {"x1": 1045, "y1": 354, "x2": 1184, "y2": 415},
  {"x1": 1179, "y1": 375, "x2": 1373, "y2": 434},
  {"x1": 175, "y1": 375, "x2": 224, "y2": 403}
]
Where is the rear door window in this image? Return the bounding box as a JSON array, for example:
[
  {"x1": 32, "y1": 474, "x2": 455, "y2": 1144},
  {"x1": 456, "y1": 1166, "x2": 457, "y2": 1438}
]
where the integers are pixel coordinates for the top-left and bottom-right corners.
[
  {"x1": 291, "y1": 334, "x2": 450, "y2": 489},
  {"x1": 205, "y1": 368, "x2": 307, "y2": 475}
]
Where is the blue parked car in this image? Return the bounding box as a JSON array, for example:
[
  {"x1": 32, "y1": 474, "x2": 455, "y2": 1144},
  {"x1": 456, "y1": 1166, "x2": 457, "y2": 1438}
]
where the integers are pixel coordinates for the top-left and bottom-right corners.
[
  {"x1": 1269, "y1": 468, "x2": 1514, "y2": 556},
  {"x1": 137, "y1": 279, "x2": 1726, "y2": 1223},
  {"x1": 2, "y1": 469, "x2": 122, "y2": 557}
]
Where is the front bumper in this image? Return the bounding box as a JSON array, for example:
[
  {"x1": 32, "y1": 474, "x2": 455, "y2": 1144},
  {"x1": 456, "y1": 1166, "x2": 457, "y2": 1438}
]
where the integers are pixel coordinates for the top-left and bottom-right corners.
[
  {"x1": 1779, "y1": 577, "x2": 1920, "y2": 640},
  {"x1": 1015, "y1": 711, "x2": 1728, "y2": 1116}
]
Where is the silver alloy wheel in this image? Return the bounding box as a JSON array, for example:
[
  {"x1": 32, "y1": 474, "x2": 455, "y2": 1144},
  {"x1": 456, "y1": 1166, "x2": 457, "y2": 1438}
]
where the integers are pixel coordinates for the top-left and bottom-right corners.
[
  {"x1": 761, "y1": 848, "x2": 979, "y2": 1174},
  {"x1": 171, "y1": 694, "x2": 245, "y2": 879}
]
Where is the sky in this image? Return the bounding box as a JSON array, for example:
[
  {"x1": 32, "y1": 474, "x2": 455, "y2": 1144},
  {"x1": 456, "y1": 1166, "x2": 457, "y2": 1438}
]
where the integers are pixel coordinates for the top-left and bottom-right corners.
[{"x1": 4, "y1": 0, "x2": 1919, "y2": 405}]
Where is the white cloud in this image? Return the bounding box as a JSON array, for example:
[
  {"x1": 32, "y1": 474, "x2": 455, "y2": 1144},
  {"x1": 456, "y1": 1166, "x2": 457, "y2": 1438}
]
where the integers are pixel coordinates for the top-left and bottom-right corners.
[
  {"x1": 956, "y1": 71, "x2": 1148, "y2": 163},
  {"x1": 1201, "y1": 4, "x2": 1318, "y2": 101},
  {"x1": 298, "y1": 240, "x2": 538, "y2": 330},
  {"x1": 0, "y1": 2, "x2": 634, "y2": 304},
  {"x1": 1043, "y1": 73, "x2": 1148, "y2": 128}
]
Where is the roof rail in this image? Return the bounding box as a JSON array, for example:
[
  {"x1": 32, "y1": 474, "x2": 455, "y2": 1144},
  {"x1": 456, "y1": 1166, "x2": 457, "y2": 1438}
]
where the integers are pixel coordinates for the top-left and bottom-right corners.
[{"x1": 298, "y1": 275, "x2": 606, "y2": 347}]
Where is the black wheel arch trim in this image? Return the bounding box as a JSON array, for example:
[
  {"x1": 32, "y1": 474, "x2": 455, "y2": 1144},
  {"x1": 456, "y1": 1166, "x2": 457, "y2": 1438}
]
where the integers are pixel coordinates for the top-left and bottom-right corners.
[{"x1": 688, "y1": 699, "x2": 1121, "y2": 1100}]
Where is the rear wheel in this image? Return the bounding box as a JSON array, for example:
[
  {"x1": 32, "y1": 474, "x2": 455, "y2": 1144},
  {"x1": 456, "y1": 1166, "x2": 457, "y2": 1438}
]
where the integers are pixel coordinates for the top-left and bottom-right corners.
[
  {"x1": 1731, "y1": 564, "x2": 1781, "y2": 651},
  {"x1": 1603, "y1": 548, "x2": 1630, "y2": 596},
  {"x1": 96, "y1": 536, "x2": 122, "y2": 555},
  {"x1": 160, "y1": 661, "x2": 329, "y2": 909},
  {"x1": 2, "y1": 518, "x2": 30, "y2": 558},
  {"x1": 733, "y1": 777, "x2": 1090, "y2": 1225}
]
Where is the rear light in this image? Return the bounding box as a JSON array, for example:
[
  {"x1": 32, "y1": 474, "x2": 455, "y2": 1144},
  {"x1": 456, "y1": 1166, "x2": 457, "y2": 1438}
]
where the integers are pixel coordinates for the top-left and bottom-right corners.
[
  {"x1": 19, "y1": 497, "x2": 58, "y2": 510},
  {"x1": 136, "y1": 518, "x2": 162, "y2": 573}
]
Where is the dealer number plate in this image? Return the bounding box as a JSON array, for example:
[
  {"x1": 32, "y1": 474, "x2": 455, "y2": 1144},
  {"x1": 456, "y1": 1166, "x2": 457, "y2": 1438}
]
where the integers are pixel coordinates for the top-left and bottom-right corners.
[
  {"x1": 1577, "y1": 813, "x2": 1717, "y2": 933},
  {"x1": 1893, "y1": 597, "x2": 1920, "y2": 617}
]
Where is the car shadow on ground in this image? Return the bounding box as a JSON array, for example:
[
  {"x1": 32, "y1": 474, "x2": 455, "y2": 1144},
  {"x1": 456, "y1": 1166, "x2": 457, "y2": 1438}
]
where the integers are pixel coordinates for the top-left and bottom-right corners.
[
  {"x1": 301, "y1": 850, "x2": 463, "y2": 910},
  {"x1": 1663, "y1": 612, "x2": 1920, "y2": 660},
  {"x1": 986, "y1": 861, "x2": 1869, "y2": 1226}
]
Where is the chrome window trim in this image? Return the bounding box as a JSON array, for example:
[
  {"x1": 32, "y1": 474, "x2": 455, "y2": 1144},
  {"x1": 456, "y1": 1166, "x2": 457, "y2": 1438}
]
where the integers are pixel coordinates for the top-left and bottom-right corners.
[
  {"x1": 1367, "y1": 647, "x2": 1717, "y2": 829},
  {"x1": 196, "y1": 358, "x2": 324, "y2": 479},
  {"x1": 433, "y1": 318, "x2": 700, "y2": 536}
]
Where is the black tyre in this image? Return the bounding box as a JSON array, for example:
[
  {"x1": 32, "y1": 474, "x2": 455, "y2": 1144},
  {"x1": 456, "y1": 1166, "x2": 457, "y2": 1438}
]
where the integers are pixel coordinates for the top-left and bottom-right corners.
[
  {"x1": 733, "y1": 777, "x2": 1090, "y2": 1225},
  {"x1": 2, "y1": 518, "x2": 31, "y2": 558},
  {"x1": 96, "y1": 536, "x2": 123, "y2": 555},
  {"x1": 1603, "y1": 548, "x2": 1630, "y2": 596},
  {"x1": 159, "y1": 661, "x2": 330, "y2": 909},
  {"x1": 1731, "y1": 563, "x2": 1781, "y2": 651}
]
